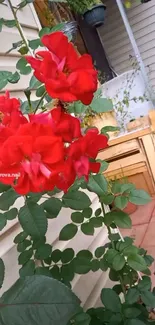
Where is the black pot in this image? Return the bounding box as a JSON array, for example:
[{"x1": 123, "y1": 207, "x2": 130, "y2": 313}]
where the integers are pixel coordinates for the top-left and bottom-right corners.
[
  {"x1": 83, "y1": 4, "x2": 106, "y2": 28},
  {"x1": 61, "y1": 21, "x2": 78, "y2": 43}
]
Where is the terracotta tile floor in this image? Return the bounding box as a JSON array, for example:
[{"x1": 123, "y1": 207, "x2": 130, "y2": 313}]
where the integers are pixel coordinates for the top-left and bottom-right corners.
[{"x1": 120, "y1": 198, "x2": 155, "y2": 286}]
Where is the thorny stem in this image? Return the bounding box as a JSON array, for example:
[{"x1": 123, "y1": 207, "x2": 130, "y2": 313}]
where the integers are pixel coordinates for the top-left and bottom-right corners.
[
  {"x1": 7, "y1": 0, "x2": 33, "y2": 56},
  {"x1": 101, "y1": 201, "x2": 115, "y2": 249},
  {"x1": 34, "y1": 92, "x2": 47, "y2": 113}
]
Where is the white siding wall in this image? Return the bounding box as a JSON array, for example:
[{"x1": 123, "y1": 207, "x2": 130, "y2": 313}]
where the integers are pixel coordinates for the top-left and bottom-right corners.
[
  {"x1": 98, "y1": 0, "x2": 155, "y2": 89},
  {"x1": 0, "y1": 2, "x2": 109, "y2": 308}
]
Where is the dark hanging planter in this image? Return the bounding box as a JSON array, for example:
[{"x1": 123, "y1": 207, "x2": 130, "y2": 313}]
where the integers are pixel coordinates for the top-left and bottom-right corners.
[
  {"x1": 83, "y1": 4, "x2": 106, "y2": 28},
  {"x1": 61, "y1": 21, "x2": 78, "y2": 44}
]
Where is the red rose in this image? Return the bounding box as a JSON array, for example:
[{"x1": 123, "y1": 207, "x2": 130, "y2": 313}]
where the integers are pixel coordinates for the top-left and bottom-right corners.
[{"x1": 26, "y1": 31, "x2": 97, "y2": 105}]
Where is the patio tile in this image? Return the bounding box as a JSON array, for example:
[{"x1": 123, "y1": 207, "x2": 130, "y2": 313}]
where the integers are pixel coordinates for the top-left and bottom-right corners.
[
  {"x1": 130, "y1": 199, "x2": 155, "y2": 226},
  {"x1": 141, "y1": 221, "x2": 155, "y2": 247},
  {"x1": 120, "y1": 223, "x2": 148, "y2": 247}
]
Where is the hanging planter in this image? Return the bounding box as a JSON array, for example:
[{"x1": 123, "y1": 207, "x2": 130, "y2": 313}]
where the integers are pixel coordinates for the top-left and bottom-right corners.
[{"x1": 83, "y1": 4, "x2": 106, "y2": 28}]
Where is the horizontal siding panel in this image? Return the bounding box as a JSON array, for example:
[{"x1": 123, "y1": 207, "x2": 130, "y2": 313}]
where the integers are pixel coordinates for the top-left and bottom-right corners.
[
  {"x1": 0, "y1": 26, "x2": 39, "y2": 55},
  {"x1": 0, "y1": 3, "x2": 39, "y2": 29}
]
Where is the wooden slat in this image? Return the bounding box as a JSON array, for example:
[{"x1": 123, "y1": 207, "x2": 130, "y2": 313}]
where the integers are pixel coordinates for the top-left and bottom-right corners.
[
  {"x1": 108, "y1": 127, "x2": 151, "y2": 146},
  {"x1": 98, "y1": 139, "x2": 140, "y2": 161}
]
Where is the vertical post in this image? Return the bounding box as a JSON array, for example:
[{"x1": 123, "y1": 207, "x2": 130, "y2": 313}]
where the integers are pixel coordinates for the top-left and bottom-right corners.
[{"x1": 116, "y1": 0, "x2": 154, "y2": 105}]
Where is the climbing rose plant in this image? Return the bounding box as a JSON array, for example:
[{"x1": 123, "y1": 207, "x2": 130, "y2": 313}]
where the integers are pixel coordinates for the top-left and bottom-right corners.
[{"x1": 0, "y1": 3, "x2": 155, "y2": 325}]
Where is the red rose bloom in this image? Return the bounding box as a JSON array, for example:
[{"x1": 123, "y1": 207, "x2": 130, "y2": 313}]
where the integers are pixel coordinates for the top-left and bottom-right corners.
[
  {"x1": 0, "y1": 123, "x2": 65, "y2": 194},
  {"x1": 0, "y1": 91, "x2": 27, "y2": 129},
  {"x1": 29, "y1": 106, "x2": 82, "y2": 142},
  {"x1": 26, "y1": 31, "x2": 97, "y2": 105}
]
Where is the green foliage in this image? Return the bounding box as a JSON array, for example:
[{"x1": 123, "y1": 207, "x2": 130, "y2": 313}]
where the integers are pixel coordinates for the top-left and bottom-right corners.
[
  {"x1": 59, "y1": 223, "x2": 78, "y2": 240},
  {"x1": 62, "y1": 191, "x2": 91, "y2": 210},
  {"x1": 42, "y1": 198, "x2": 62, "y2": 218},
  {"x1": 0, "y1": 276, "x2": 81, "y2": 325},
  {"x1": 87, "y1": 174, "x2": 108, "y2": 195},
  {"x1": 0, "y1": 258, "x2": 4, "y2": 288},
  {"x1": 16, "y1": 57, "x2": 31, "y2": 75}
]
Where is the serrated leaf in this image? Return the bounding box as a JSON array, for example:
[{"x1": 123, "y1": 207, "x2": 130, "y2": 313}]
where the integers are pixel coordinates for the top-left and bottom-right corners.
[
  {"x1": 127, "y1": 254, "x2": 147, "y2": 271},
  {"x1": 123, "y1": 307, "x2": 141, "y2": 319},
  {"x1": 29, "y1": 75, "x2": 42, "y2": 89},
  {"x1": 18, "y1": 201, "x2": 47, "y2": 238},
  {"x1": 90, "y1": 217, "x2": 103, "y2": 228},
  {"x1": 129, "y1": 189, "x2": 151, "y2": 205},
  {"x1": 112, "y1": 253, "x2": 126, "y2": 271},
  {"x1": 17, "y1": 240, "x2": 31, "y2": 252},
  {"x1": 114, "y1": 196, "x2": 128, "y2": 209},
  {"x1": 36, "y1": 85, "x2": 46, "y2": 97},
  {"x1": 90, "y1": 97, "x2": 113, "y2": 113},
  {"x1": 76, "y1": 250, "x2": 93, "y2": 260},
  {"x1": 141, "y1": 290, "x2": 155, "y2": 307},
  {"x1": 62, "y1": 191, "x2": 91, "y2": 210},
  {"x1": 97, "y1": 160, "x2": 109, "y2": 173},
  {"x1": 101, "y1": 126, "x2": 120, "y2": 133},
  {"x1": 35, "y1": 244, "x2": 52, "y2": 260},
  {"x1": 51, "y1": 249, "x2": 61, "y2": 263},
  {"x1": 101, "y1": 288, "x2": 121, "y2": 312},
  {"x1": 91, "y1": 259, "x2": 100, "y2": 271},
  {"x1": 19, "y1": 260, "x2": 35, "y2": 277},
  {"x1": 42, "y1": 198, "x2": 62, "y2": 219},
  {"x1": 138, "y1": 276, "x2": 151, "y2": 291},
  {"x1": 59, "y1": 224, "x2": 78, "y2": 241},
  {"x1": 87, "y1": 174, "x2": 108, "y2": 195},
  {"x1": 0, "y1": 276, "x2": 80, "y2": 325},
  {"x1": 104, "y1": 210, "x2": 132, "y2": 228},
  {"x1": 0, "y1": 188, "x2": 19, "y2": 211},
  {"x1": 100, "y1": 194, "x2": 114, "y2": 205},
  {"x1": 126, "y1": 288, "x2": 140, "y2": 304},
  {"x1": 0, "y1": 258, "x2": 5, "y2": 288},
  {"x1": 7, "y1": 71, "x2": 20, "y2": 84},
  {"x1": 82, "y1": 207, "x2": 92, "y2": 219}
]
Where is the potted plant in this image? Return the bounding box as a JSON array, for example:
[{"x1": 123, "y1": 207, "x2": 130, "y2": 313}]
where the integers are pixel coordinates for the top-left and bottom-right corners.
[{"x1": 49, "y1": 0, "x2": 106, "y2": 28}]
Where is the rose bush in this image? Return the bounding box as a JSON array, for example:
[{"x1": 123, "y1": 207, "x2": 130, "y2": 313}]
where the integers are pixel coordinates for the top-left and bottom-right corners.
[{"x1": 0, "y1": 3, "x2": 154, "y2": 325}]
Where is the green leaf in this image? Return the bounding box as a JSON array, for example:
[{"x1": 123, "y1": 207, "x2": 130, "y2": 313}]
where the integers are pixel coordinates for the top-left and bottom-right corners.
[
  {"x1": 42, "y1": 198, "x2": 62, "y2": 219},
  {"x1": 95, "y1": 208, "x2": 101, "y2": 217},
  {"x1": 101, "y1": 288, "x2": 121, "y2": 313},
  {"x1": 17, "y1": 240, "x2": 31, "y2": 252},
  {"x1": 29, "y1": 38, "x2": 42, "y2": 50},
  {"x1": 36, "y1": 85, "x2": 46, "y2": 97},
  {"x1": 141, "y1": 290, "x2": 155, "y2": 307},
  {"x1": 73, "y1": 312, "x2": 91, "y2": 325},
  {"x1": 74, "y1": 257, "x2": 91, "y2": 274},
  {"x1": 14, "y1": 231, "x2": 27, "y2": 244},
  {"x1": 101, "y1": 126, "x2": 120, "y2": 133},
  {"x1": 4, "y1": 208, "x2": 18, "y2": 220},
  {"x1": 62, "y1": 191, "x2": 91, "y2": 210},
  {"x1": 71, "y1": 212, "x2": 84, "y2": 224},
  {"x1": 97, "y1": 160, "x2": 109, "y2": 173},
  {"x1": 120, "y1": 183, "x2": 135, "y2": 194},
  {"x1": 18, "y1": 248, "x2": 33, "y2": 265},
  {"x1": 0, "y1": 258, "x2": 5, "y2": 288},
  {"x1": 90, "y1": 97, "x2": 113, "y2": 113},
  {"x1": 144, "y1": 254, "x2": 154, "y2": 266},
  {"x1": 95, "y1": 246, "x2": 105, "y2": 258},
  {"x1": 82, "y1": 207, "x2": 92, "y2": 219},
  {"x1": 0, "y1": 214, "x2": 7, "y2": 231},
  {"x1": 129, "y1": 189, "x2": 151, "y2": 205},
  {"x1": 104, "y1": 210, "x2": 132, "y2": 229},
  {"x1": 112, "y1": 253, "x2": 126, "y2": 271},
  {"x1": 19, "y1": 260, "x2": 35, "y2": 277},
  {"x1": 123, "y1": 307, "x2": 141, "y2": 319},
  {"x1": 91, "y1": 259, "x2": 100, "y2": 271},
  {"x1": 50, "y1": 265, "x2": 60, "y2": 280},
  {"x1": 7, "y1": 71, "x2": 20, "y2": 84},
  {"x1": 36, "y1": 267, "x2": 51, "y2": 277},
  {"x1": 114, "y1": 196, "x2": 128, "y2": 209},
  {"x1": 81, "y1": 222, "x2": 94, "y2": 236},
  {"x1": 18, "y1": 201, "x2": 47, "y2": 238},
  {"x1": 61, "y1": 248, "x2": 74, "y2": 263},
  {"x1": 127, "y1": 254, "x2": 147, "y2": 271},
  {"x1": 138, "y1": 276, "x2": 151, "y2": 291},
  {"x1": 126, "y1": 288, "x2": 140, "y2": 304},
  {"x1": 51, "y1": 249, "x2": 61, "y2": 263},
  {"x1": 0, "y1": 183, "x2": 10, "y2": 193},
  {"x1": 100, "y1": 194, "x2": 114, "y2": 205},
  {"x1": 0, "y1": 275, "x2": 80, "y2": 325},
  {"x1": 17, "y1": 0, "x2": 34, "y2": 9},
  {"x1": 35, "y1": 244, "x2": 52, "y2": 260},
  {"x1": 59, "y1": 224, "x2": 78, "y2": 240},
  {"x1": 0, "y1": 71, "x2": 13, "y2": 90},
  {"x1": 90, "y1": 217, "x2": 103, "y2": 228},
  {"x1": 0, "y1": 188, "x2": 19, "y2": 211},
  {"x1": 39, "y1": 27, "x2": 51, "y2": 37},
  {"x1": 16, "y1": 57, "x2": 31, "y2": 75},
  {"x1": 100, "y1": 256, "x2": 108, "y2": 271},
  {"x1": 76, "y1": 250, "x2": 93, "y2": 260},
  {"x1": 60, "y1": 264, "x2": 74, "y2": 282},
  {"x1": 3, "y1": 19, "x2": 16, "y2": 27},
  {"x1": 18, "y1": 46, "x2": 28, "y2": 55},
  {"x1": 29, "y1": 75, "x2": 42, "y2": 89},
  {"x1": 87, "y1": 174, "x2": 108, "y2": 195},
  {"x1": 125, "y1": 320, "x2": 146, "y2": 325}
]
